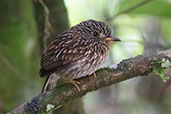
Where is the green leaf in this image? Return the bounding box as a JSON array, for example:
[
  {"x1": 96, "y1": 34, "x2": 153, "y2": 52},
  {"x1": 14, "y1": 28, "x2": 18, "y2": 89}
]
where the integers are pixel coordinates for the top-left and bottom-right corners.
[{"x1": 152, "y1": 58, "x2": 171, "y2": 82}]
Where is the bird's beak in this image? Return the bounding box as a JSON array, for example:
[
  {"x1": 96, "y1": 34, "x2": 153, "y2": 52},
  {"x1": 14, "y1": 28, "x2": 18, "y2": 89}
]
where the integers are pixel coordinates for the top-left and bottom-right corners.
[{"x1": 105, "y1": 36, "x2": 121, "y2": 42}]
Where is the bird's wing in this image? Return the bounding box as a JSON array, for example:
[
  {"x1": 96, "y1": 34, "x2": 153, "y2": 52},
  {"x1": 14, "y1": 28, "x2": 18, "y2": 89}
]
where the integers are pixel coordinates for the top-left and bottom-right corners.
[{"x1": 40, "y1": 30, "x2": 88, "y2": 77}]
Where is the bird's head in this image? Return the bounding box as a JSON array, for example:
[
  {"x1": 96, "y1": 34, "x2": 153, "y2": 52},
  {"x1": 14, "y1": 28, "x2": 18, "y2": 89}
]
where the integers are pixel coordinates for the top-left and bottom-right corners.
[{"x1": 79, "y1": 20, "x2": 121, "y2": 44}]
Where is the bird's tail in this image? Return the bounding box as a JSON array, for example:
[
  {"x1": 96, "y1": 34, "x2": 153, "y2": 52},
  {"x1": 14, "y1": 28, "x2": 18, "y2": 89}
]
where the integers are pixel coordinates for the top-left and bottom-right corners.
[
  {"x1": 40, "y1": 68, "x2": 56, "y2": 77},
  {"x1": 41, "y1": 73, "x2": 60, "y2": 93}
]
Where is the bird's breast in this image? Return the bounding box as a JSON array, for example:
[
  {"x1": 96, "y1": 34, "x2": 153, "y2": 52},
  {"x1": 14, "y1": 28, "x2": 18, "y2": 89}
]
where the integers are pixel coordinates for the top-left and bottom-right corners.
[{"x1": 57, "y1": 41, "x2": 109, "y2": 79}]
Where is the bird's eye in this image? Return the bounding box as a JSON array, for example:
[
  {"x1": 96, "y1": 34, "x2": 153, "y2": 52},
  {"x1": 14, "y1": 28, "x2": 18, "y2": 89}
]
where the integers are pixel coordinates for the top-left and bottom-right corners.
[{"x1": 93, "y1": 31, "x2": 99, "y2": 37}]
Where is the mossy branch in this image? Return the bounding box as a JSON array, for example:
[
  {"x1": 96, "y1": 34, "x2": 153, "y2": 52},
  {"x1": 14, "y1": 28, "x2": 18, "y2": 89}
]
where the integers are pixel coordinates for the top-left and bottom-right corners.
[{"x1": 10, "y1": 49, "x2": 171, "y2": 114}]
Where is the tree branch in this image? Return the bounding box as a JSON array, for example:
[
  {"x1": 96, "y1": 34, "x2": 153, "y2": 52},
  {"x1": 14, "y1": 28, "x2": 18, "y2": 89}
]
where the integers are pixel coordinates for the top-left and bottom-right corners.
[
  {"x1": 105, "y1": 0, "x2": 154, "y2": 22},
  {"x1": 10, "y1": 49, "x2": 171, "y2": 114},
  {"x1": 38, "y1": 0, "x2": 52, "y2": 48}
]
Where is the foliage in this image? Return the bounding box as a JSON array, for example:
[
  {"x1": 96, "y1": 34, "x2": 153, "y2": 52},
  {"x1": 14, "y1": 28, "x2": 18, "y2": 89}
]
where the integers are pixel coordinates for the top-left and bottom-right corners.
[{"x1": 152, "y1": 58, "x2": 171, "y2": 82}]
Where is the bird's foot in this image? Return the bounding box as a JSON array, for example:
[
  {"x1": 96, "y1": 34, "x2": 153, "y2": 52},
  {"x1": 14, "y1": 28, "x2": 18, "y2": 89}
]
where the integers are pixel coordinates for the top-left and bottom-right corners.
[
  {"x1": 67, "y1": 80, "x2": 81, "y2": 92},
  {"x1": 93, "y1": 72, "x2": 97, "y2": 78}
]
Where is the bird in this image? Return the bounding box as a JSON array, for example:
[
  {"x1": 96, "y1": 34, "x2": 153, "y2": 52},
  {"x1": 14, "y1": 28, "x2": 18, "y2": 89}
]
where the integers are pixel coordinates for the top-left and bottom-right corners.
[{"x1": 40, "y1": 19, "x2": 121, "y2": 93}]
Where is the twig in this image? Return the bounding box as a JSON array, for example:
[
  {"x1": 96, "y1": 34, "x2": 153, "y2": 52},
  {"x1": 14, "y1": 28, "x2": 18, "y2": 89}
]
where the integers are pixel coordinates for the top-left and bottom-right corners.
[
  {"x1": 38, "y1": 0, "x2": 52, "y2": 48},
  {"x1": 105, "y1": 0, "x2": 154, "y2": 22},
  {"x1": 10, "y1": 49, "x2": 171, "y2": 114}
]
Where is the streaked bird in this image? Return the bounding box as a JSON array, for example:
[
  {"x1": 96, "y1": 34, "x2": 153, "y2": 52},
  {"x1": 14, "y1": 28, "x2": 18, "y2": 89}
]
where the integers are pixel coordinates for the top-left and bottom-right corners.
[{"x1": 40, "y1": 20, "x2": 121, "y2": 93}]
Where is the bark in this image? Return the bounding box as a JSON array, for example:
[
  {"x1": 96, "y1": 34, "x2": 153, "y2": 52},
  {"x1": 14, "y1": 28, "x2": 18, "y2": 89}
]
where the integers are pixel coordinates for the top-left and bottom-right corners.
[
  {"x1": 34, "y1": 0, "x2": 69, "y2": 45},
  {"x1": 10, "y1": 49, "x2": 171, "y2": 114}
]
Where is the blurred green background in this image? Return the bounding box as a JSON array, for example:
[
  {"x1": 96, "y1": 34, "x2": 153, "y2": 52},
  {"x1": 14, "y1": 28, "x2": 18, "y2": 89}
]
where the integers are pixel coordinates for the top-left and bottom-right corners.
[{"x1": 0, "y1": 0, "x2": 171, "y2": 114}]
